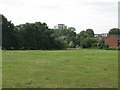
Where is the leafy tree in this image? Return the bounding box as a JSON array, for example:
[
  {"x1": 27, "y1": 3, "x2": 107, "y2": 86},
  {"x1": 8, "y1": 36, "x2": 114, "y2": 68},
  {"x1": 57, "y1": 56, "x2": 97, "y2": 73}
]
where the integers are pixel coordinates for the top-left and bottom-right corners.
[
  {"x1": 77, "y1": 29, "x2": 95, "y2": 48},
  {"x1": 15, "y1": 22, "x2": 65, "y2": 50},
  {"x1": 68, "y1": 27, "x2": 76, "y2": 31},
  {"x1": 97, "y1": 43, "x2": 109, "y2": 49},
  {"x1": 2, "y1": 15, "x2": 103, "y2": 50},
  {"x1": 74, "y1": 34, "x2": 81, "y2": 46},
  {"x1": 2, "y1": 15, "x2": 17, "y2": 50},
  {"x1": 80, "y1": 38, "x2": 97, "y2": 48},
  {"x1": 52, "y1": 28, "x2": 76, "y2": 48},
  {"x1": 86, "y1": 29, "x2": 94, "y2": 37},
  {"x1": 79, "y1": 30, "x2": 87, "y2": 39},
  {"x1": 108, "y1": 28, "x2": 120, "y2": 35},
  {"x1": 69, "y1": 41, "x2": 75, "y2": 48}
]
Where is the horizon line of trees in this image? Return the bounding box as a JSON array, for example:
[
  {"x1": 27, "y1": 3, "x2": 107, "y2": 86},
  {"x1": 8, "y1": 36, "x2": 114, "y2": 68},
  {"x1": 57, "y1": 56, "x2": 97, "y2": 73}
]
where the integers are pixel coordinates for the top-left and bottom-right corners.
[{"x1": 1, "y1": 14, "x2": 120, "y2": 50}]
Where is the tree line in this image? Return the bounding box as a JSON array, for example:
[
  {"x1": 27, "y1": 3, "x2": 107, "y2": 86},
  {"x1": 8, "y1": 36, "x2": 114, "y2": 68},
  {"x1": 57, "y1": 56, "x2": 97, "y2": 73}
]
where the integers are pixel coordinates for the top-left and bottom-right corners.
[{"x1": 1, "y1": 14, "x2": 120, "y2": 50}]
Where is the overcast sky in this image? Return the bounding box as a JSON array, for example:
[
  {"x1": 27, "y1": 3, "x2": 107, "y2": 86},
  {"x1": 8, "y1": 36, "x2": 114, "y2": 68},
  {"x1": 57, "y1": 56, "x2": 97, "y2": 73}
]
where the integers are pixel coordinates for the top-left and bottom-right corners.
[{"x1": 0, "y1": 0, "x2": 119, "y2": 33}]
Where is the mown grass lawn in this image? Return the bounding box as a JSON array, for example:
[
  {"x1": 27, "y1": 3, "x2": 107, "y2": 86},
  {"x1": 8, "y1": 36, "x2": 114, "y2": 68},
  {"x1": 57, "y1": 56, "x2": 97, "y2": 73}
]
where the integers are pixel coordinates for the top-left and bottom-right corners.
[{"x1": 2, "y1": 49, "x2": 118, "y2": 88}]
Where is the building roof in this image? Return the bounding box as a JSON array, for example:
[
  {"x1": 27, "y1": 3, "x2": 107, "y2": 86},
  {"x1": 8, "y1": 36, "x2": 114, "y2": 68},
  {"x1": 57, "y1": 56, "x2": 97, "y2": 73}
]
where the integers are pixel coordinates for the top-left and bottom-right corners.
[{"x1": 105, "y1": 35, "x2": 120, "y2": 39}]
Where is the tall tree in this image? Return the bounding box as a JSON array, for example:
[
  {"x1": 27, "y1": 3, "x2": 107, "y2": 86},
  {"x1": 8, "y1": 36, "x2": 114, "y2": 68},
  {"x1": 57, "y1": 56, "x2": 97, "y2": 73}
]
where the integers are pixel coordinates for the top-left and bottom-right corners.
[
  {"x1": 79, "y1": 30, "x2": 87, "y2": 38},
  {"x1": 108, "y1": 28, "x2": 120, "y2": 35},
  {"x1": 2, "y1": 15, "x2": 16, "y2": 49},
  {"x1": 77, "y1": 29, "x2": 96, "y2": 48},
  {"x1": 52, "y1": 28, "x2": 76, "y2": 47},
  {"x1": 16, "y1": 22, "x2": 65, "y2": 50},
  {"x1": 86, "y1": 29, "x2": 94, "y2": 37}
]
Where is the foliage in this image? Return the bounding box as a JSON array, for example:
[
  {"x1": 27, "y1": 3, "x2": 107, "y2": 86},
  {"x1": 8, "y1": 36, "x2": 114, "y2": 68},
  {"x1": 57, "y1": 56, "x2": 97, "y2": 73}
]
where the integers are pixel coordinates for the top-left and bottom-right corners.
[
  {"x1": 79, "y1": 29, "x2": 94, "y2": 39},
  {"x1": 80, "y1": 38, "x2": 97, "y2": 48},
  {"x1": 17, "y1": 23, "x2": 65, "y2": 50},
  {"x1": 2, "y1": 15, "x2": 65, "y2": 50},
  {"x1": 52, "y1": 28, "x2": 76, "y2": 48},
  {"x1": 2, "y1": 15, "x2": 17, "y2": 50},
  {"x1": 108, "y1": 28, "x2": 120, "y2": 35},
  {"x1": 69, "y1": 41, "x2": 75, "y2": 48},
  {"x1": 97, "y1": 43, "x2": 109, "y2": 49},
  {"x1": 2, "y1": 14, "x2": 118, "y2": 50},
  {"x1": 86, "y1": 29, "x2": 94, "y2": 37}
]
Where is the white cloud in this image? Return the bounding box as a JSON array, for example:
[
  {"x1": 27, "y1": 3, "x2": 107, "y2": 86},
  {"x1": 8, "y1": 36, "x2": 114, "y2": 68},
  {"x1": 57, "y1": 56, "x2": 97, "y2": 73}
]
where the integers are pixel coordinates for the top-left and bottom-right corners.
[{"x1": 0, "y1": 0, "x2": 119, "y2": 33}]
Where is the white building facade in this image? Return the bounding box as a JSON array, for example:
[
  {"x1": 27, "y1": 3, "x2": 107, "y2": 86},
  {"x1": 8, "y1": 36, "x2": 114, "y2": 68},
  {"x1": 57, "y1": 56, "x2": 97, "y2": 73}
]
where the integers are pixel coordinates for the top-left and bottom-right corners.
[{"x1": 54, "y1": 24, "x2": 67, "y2": 29}]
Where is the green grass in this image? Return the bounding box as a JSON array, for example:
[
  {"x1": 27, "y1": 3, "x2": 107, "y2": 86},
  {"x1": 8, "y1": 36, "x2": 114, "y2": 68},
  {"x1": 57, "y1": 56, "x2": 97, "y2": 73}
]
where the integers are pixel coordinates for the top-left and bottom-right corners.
[{"x1": 2, "y1": 49, "x2": 118, "y2": 88}]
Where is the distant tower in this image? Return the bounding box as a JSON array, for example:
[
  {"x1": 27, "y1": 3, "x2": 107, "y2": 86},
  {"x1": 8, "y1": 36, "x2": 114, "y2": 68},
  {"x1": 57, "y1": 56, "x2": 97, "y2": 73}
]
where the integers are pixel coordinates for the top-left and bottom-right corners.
[{"x1": 54, "y1": 24, "x2": 67, "y2": 29}]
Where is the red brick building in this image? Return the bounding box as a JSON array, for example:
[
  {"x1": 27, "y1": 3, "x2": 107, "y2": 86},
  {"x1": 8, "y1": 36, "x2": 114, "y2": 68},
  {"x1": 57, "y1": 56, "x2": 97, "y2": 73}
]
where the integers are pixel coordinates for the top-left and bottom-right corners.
[{"x1": 104, "y1": 35, "x2": 120, "y2": 48}]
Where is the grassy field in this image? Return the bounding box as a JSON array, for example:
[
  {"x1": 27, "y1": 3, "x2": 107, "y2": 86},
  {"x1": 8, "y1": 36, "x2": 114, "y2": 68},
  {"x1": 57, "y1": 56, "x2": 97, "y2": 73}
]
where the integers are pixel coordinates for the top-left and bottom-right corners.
[{"x1": 2, "y1": 49, "x2": 118, "y2": 88}]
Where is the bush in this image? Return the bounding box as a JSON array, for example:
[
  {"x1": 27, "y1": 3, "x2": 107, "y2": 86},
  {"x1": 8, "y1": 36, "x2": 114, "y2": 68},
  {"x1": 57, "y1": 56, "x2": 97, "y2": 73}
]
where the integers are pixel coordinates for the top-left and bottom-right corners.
[
  {"x1": 80, "y1": 38, "x2": 97, "y2": 48},
  {"x1": 97, "y1": 43, "x2": 109, "y2": 49},
  {"x1": 76, "y1": 45, "x2": 80, "y2": 48},
  {"x1": 69, "y1": 41, "x2": 75, "y2": 48}
]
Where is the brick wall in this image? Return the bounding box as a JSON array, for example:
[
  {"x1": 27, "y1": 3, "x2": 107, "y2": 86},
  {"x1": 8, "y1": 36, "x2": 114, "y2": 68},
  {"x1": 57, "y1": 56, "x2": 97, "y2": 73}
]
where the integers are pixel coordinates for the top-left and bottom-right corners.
[{"x1": 104, "y1": 35, "x2": 119, "y2": 48}]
